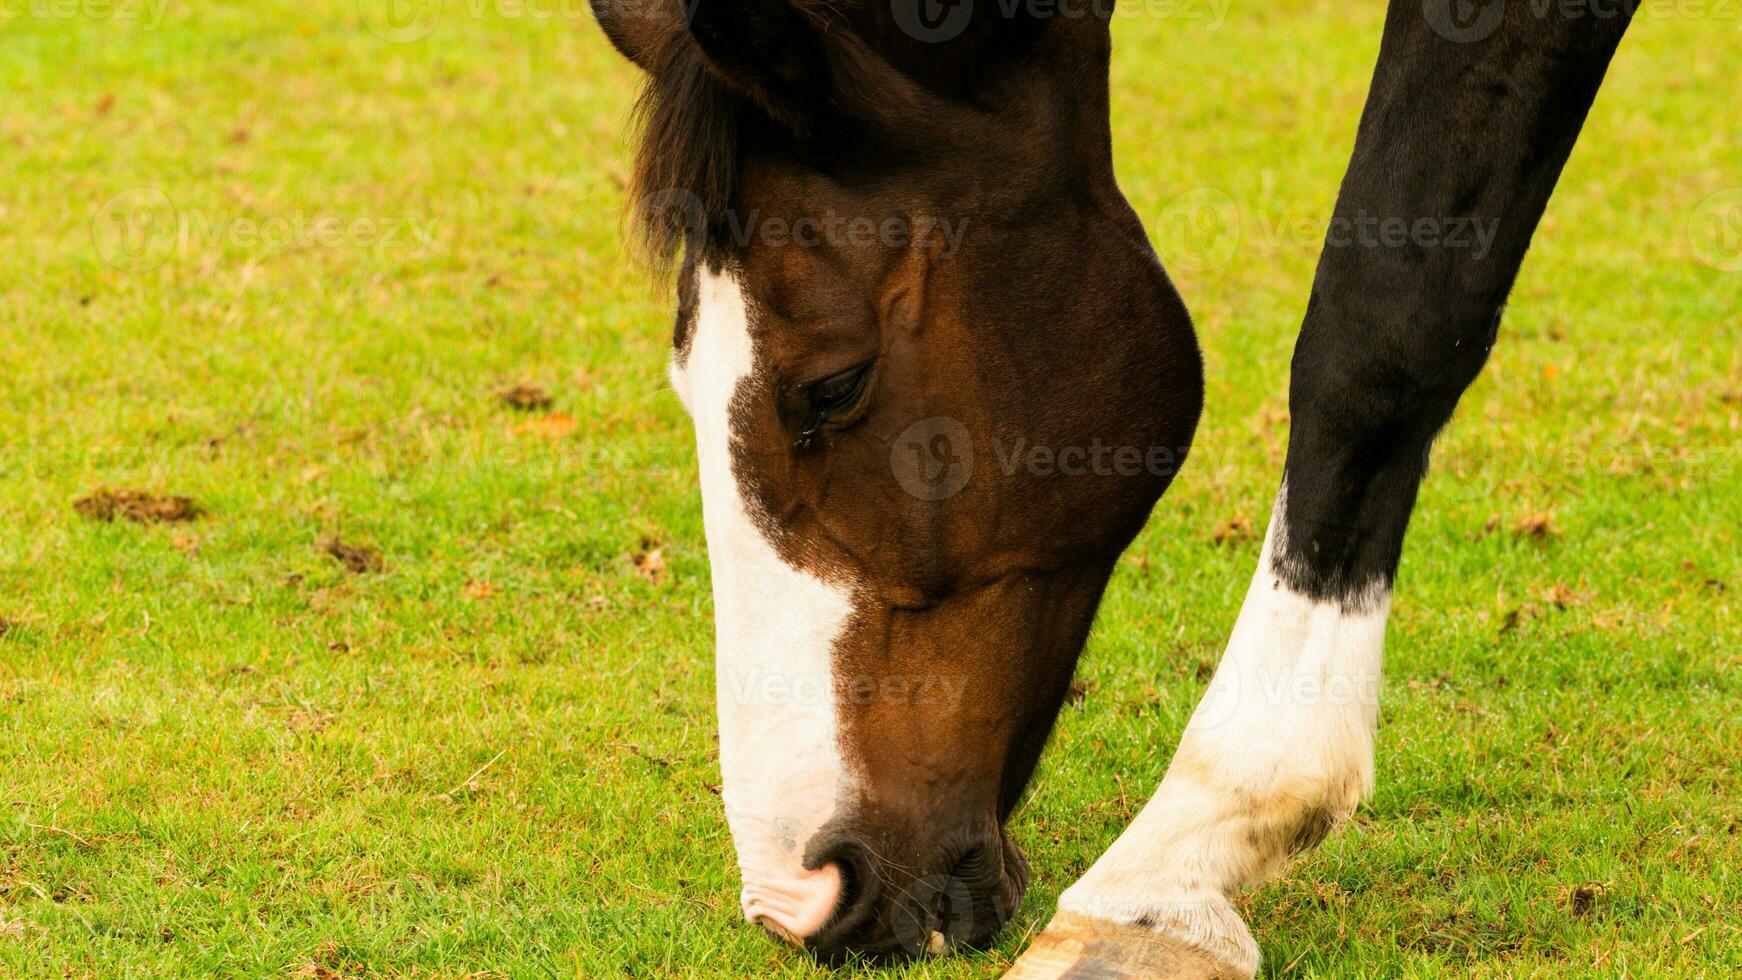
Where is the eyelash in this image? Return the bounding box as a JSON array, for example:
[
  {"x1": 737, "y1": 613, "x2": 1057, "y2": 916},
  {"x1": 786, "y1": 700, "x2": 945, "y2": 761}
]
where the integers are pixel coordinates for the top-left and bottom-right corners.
[{"x1": 795, "y1": 363, "x2": 874, "y2": 451}]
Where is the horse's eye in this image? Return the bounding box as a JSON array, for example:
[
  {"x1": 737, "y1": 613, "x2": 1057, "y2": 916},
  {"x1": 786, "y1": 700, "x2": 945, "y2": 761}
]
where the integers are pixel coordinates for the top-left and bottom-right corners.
[
  {"x1": 791, "y1": 362, "x2": 877, "y2": 450},
  {"x1": 808, "y1": 363, "x2": 874, "y2": 418}
]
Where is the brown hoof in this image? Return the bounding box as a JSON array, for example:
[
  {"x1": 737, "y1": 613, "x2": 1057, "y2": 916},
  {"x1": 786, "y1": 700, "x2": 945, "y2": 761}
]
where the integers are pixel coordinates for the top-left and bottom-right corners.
[{"x1": 1001, "y1": 912, "x2": 1254, "y2": 980}]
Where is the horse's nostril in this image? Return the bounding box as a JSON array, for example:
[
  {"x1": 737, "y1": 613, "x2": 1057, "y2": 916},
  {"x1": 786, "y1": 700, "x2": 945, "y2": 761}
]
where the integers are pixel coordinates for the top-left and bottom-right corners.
[
  {"x1": 941, "y1": 843, "x2": 1005, "y2": 943},
  {"x1": 834, "y1": 853, "x2": 861, "y2": 921},
  {"x1": 812, "y1": 836, "x2": 881, "y2": 943},
  {"x1": 949, "y1": 842, "x2": 999, "y2": 886}
]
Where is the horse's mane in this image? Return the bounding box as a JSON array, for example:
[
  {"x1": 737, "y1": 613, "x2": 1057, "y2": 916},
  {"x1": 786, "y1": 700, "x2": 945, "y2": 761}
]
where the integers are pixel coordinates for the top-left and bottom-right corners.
[
  {"x1": 629, "y1": 36, "x2": 745, "y2": 273},
  {"x1": 623, "y1": 0, "x2": 980, "y2": 272}
]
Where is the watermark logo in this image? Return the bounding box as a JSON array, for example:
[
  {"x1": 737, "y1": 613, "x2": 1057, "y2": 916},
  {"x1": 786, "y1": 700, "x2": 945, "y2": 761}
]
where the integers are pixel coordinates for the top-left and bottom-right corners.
[
  {"x1": 992, "y1": 437, "x2": 1182, "y2": 480},
  {"x1": 362, "y1": 0, "x2": 626, "y2": 41},
  {"x1": 1689, "y1": 188, "x2": 1742, "y2": 273},
  {"x1": 633, "y1": 187, "x2": 972, "y2": 258},
  {"x1": 635, "y1": 186, "x2": 708, "y2": 255},
  {"x1": 1153, "y1": 187, "x2": 1241, "y2": 273},
  {"x1": 360, "y1": 0, "x2": 442, "y2": 42},
  {"x1": 892, "y1": 417, "x2": 974, "y2": 501},
  {"x1": 90, "y1": 187, "x2": 440, "y2": 271},
  {"x1": 92, "y1": 187, "x2": 178, "y2": 272},
  {"x1": 891, "y1": 0, "x2": 975, "y2": 42},
  {"x1": 1423, "y1": 0, "x2": 1726, "y2": 43},
  {"x1": 722, "y1": 667, "x2": 970, "y2": 711},
  {"x1": 889, "y1": 872, "x2": 987, "y2": 954},
  {"x1": 1423, "y1": 0, "x2": 1507, "y2": 42},
  {"x1": 889, "y1": 419, "x2": 1190, "y2": 501},
  {"x1": 0, "y1": 0, "x2": 169, "y2": 29},
  {"x1": 1149, "y1": 188, "x2": 1502, "y2": 270},
  {"x1": 1326, "y1": 210, "x2": 1499, "y2": 258},
  {"x1": 890, "y1": 0, "x2": 1230, "y2": 42},
  {"x1": 1186, "y1": 664, "x2": 1383, "y2": 733}
]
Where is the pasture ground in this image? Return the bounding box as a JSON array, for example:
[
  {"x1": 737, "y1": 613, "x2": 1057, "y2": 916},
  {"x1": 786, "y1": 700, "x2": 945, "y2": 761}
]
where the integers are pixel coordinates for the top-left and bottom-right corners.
[{"x1": 1, "y1": 1, "x2": 1738, "y2": 976}]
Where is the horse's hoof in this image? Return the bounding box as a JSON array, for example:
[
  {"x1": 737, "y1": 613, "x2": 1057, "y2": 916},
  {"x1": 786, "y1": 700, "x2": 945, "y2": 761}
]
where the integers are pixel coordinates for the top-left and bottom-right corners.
[{"x1": 1001, "y1": 911, "x2": 1255, "y2": 980}]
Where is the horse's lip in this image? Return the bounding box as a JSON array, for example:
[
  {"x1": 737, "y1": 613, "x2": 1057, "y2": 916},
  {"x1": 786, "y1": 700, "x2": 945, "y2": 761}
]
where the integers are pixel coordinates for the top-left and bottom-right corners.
[{"x1": 755, "y1": 918, "x2": 804, "y2": 947}]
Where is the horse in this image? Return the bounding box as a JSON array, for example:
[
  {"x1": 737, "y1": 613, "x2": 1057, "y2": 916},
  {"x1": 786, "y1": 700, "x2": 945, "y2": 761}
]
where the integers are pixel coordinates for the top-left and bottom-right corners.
[{"x1": 589, "y1": 0, "x2": 1635, "y2": 974}]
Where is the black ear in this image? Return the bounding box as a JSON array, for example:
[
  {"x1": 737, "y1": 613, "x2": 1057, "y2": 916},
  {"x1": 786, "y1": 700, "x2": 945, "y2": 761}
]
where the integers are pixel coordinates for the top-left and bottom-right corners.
[
  {"x1": 685, "y1": 0, "x2": 835, "y2": 129},
  {"x1": 590, "y1": 0, "x2": 684, "y2": 74}
]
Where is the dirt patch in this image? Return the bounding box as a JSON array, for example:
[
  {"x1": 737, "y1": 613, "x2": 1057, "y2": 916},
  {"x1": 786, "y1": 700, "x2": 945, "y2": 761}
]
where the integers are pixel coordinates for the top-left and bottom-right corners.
[
  {"x1": 0, "y1": 615, "x2": 44, "y2": 643},
  {"x1": 73, "y1": 488, "x2": 203, "y2": 524},
  {"x1": 289, "y1": 940, "x2": 347, "y2": 980},
  {"x1": 1565, "y1": 882, "x2": 1604, "y2": 918},
  {"x1": 1211, "y1": 514, "x2": 1254, "y2": 546},
  {"x1": 1498, "y1": 603, "x2": 1541, "y2": 636},
  {"x1": 1541, "y1": 582, "x2": 1590, "y2": 609},
  {"x1": 1513, "y1": 511, "x2": 1558, "y2": 541},
  {"x1": 631, "y1": 539, "x2": 667, "y2": 584},
  {"x1": 497, "y1": 381, "x2": 553, "y2": 411},
  {"x1": 321, "y1": 538, "x2": 384, "y2": 574}
]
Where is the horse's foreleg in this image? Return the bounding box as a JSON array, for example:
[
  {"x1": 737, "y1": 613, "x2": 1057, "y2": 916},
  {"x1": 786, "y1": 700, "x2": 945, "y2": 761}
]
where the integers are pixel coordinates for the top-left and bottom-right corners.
[{"x1": 1006, "y1": 2, "x2": 1632, "y2": 976}]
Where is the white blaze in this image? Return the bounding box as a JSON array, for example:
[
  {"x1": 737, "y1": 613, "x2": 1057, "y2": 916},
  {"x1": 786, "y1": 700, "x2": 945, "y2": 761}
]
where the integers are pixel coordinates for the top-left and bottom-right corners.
[{"x1": 674, "y1": 264, "x2": 855, "y2": 942}]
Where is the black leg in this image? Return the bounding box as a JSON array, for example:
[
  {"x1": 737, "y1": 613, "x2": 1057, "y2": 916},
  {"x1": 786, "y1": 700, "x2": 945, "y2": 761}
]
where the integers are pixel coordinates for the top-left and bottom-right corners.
[{"x1": 1279, "y1": 0, "x2": 1634, "y2": 604}]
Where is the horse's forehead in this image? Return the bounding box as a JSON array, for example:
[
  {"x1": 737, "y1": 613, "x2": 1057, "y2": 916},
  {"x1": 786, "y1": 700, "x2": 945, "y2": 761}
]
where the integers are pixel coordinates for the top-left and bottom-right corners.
[
  {"x1": 682, "y1": 264, "x2": 758, "y2": 395},
  {"x1": 670, "y1": 261, "x2": 759, "y2": 419}
]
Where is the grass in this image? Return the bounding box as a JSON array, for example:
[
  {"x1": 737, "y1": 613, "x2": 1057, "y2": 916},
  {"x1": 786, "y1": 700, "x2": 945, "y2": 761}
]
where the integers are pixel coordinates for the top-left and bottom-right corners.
[{"x1": 0, "y1": 1, "x2": 1738, "y2": 976}]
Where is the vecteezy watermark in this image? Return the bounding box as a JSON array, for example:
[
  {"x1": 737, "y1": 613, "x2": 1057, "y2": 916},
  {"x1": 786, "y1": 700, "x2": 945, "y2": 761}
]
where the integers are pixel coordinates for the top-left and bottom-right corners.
[
  {"x1": 1689, "y1": 188, "x2": 1742, "y2": 273},
  {"x1": 892, "y1": 417, "x2": 975, "y2": 501},
  {"x1": 891, "y1": 417, "x2": 1190, "y2": 501},
  {"x1": 882, "y1": 430, "x2": 1742, "y2": 506},
  {"x1": 1151, "y1": 187, "x2": 1502, "y2": 273},
  {"x1": 1423, "y1": 0, "x2": 1738, "y2": 43},
  {"x1": 1151, "y1": 187, "x2": 1242, "y2": 273},
  {"x1": 891, "y1": 0, "x2": 1230, "y2": 43},
  {"x1": 991, "y1": 437, "x2": 1184, "y2": 480},
  {"x1": 1421, "y1": 0, "x2": 1509, "y2": 42},
  {"x1": 889, "y1": 871, "x2": 1009, "y2": 954},
  {"x1": 1060, "y1": 896, "x2": 1263, "y2": 927},
  {"x1": 91, "y1": 188, "x2": 440, "y2": 272},
  {"x1": 91, "y1": 188, "x2": 178, "y2": 272},
  {"x1": 637, "y1": 188, "x2": 972, "y2": 259},
  {"x1": 1185, "y1": 663, "x2": 1383, "y2": 734},
  {"x1": 722, "y1": 667, "x2": 970, "y2": 712},
  {"x1": 359, "y1": 0, "x2": 442, "y2": 42},
  {"x1": 716, "y1": 210, "x2": 970, "y2": 257},
  {"x1": 359, "y1": 0, "x2": 652, "y2": 42},
  {"x1": 1326, "y1": 211, "x2": 1500, "y2": 257},
  {"x1": 0, "y1": 0, "x2": 169, "y2": 28}
]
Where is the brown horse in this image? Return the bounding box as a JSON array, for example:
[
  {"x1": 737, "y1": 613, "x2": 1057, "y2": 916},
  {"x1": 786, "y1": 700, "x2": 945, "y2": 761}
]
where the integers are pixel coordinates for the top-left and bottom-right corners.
[{"x1": 592, "y1": 0, "x2": 1634, "y2": 973}]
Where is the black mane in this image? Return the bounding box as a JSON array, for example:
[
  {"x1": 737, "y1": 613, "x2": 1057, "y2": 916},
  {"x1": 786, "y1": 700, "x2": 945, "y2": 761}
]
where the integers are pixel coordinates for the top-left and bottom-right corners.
[{"x1": 630, "y1": 37, "x2": 744, "y2": 271}]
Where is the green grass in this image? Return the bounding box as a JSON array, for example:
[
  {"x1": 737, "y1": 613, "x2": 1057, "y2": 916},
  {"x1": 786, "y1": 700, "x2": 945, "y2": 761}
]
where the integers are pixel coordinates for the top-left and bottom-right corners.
[{"x1": 1, "y1": 1, "x2": 1738, "y2": 976}]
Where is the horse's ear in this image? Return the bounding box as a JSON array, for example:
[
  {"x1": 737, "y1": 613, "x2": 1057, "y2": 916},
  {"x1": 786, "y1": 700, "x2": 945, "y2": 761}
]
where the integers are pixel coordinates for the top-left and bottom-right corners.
[
  {"x1": 685, "y1": 0, "x2": 835, "y2": 129},
  {"x1": 590, "y1": 0, "x2": 684, "y2": 74}
]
